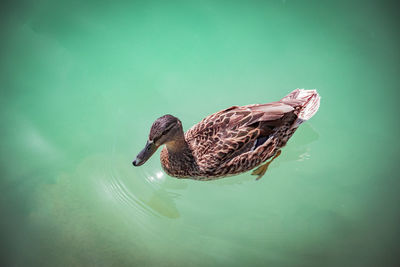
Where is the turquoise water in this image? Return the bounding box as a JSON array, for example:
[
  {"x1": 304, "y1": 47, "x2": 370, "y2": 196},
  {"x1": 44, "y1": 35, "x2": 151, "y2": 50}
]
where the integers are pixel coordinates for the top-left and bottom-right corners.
[{"x1": 1, "y1": 0, "x2": 399, "y2": 266}]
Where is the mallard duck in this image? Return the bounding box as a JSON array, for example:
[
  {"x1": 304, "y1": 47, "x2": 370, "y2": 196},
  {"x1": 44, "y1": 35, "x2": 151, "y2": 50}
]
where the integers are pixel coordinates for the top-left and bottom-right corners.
[{"x1": 132, "y1": 89, "x2": 320, "y2": 180}]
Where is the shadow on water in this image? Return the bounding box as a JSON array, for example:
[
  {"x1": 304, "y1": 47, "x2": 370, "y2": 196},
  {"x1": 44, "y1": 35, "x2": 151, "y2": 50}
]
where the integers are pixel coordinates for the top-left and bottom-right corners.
[
  {"x1": 106, "y1": 154, "x2": 185, "y2": 219},
  {"x1": 29, "y1": 153, "x2": 189, "y2": 265}
]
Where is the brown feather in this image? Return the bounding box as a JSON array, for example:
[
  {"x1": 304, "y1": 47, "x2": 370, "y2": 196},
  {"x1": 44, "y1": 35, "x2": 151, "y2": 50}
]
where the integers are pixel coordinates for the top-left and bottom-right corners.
[{"x1": 159, "y1": 89, "x2": 320, "y2": 180}]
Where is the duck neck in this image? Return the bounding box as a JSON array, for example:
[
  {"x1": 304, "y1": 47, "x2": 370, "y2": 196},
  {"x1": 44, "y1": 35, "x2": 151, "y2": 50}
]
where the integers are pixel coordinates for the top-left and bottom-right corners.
[
  {"x1": 161, "y1": 132, "x2": 199, "y2": 177},
  {"x1": 165, "y1": 132, "x2": 191, "y2": 154}
]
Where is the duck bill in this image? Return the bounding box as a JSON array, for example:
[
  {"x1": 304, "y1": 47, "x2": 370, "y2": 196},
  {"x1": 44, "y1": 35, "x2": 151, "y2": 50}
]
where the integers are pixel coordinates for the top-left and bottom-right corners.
[{"x1": 132, "y1": 140, "x2": 157, "y2": 166}]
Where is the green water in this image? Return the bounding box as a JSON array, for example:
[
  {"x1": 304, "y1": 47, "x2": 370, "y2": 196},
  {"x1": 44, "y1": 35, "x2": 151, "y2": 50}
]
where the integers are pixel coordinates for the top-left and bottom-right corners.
[{"x1": 1, "y1": 0, "x2": 399, "y2": 266}]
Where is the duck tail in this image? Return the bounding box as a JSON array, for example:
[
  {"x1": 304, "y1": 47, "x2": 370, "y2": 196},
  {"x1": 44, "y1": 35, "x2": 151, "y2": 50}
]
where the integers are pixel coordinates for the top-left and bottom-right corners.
[{"x1": 281, "y1": 89, "x2": 320, "y2": 121}]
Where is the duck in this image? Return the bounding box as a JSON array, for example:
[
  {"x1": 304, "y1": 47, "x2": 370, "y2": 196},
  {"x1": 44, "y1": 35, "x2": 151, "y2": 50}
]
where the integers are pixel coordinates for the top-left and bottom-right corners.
[{"x1": 132, "y1": 89, "x2": 320, "y2": 180}]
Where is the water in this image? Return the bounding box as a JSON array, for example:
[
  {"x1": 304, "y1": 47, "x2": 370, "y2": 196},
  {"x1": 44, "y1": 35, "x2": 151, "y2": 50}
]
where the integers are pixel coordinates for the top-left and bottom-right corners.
[{"x1": 1, "y1": 1, "x2": 399, "y2": 266}]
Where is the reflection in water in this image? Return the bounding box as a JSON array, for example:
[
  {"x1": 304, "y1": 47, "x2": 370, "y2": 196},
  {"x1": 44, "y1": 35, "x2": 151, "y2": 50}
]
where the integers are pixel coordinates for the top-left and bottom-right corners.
[{"x1": 283, "y1": 123, "x2": 319, "y2": 163}]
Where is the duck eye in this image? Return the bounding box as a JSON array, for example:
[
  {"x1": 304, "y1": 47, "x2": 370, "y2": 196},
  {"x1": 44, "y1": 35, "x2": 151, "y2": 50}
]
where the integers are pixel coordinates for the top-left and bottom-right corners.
[
  {"x1": 162, "y1": 128, "x2": 171, "y2": 135},
  {"x1": 162, "y1": 125, "x2": 174, "y2": 135}
]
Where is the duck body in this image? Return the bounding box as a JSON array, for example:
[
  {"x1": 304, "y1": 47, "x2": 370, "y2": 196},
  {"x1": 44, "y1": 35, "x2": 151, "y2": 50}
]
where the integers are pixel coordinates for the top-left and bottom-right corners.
[{"x1": 158, "y1": 89, "x2": 320, "y2": 180}]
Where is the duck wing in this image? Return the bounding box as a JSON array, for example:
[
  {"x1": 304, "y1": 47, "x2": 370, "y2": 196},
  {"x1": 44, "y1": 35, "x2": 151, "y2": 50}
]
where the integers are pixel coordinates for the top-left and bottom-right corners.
[{"x1": 185, "y1": 102, "x2": 294, "y2": 172}]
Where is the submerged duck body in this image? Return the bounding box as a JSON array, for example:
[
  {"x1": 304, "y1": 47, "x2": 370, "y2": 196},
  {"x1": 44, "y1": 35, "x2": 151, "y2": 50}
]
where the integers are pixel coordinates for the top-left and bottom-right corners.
[{"x1": 133, "y1": 89, "x2": 320, "y2": 180}]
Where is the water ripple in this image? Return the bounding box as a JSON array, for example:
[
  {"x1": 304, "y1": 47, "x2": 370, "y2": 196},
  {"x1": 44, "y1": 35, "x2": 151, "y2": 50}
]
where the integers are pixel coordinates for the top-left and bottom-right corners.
[{"x1": 100, "y1": 153, "x2": 181, "y2": 224}]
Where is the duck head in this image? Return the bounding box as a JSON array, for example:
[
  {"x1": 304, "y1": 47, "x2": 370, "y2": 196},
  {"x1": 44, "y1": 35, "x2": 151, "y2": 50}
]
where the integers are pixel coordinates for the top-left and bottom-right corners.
[{"x1": 132, "y1": 114, "x2": 183, "y2": 166}]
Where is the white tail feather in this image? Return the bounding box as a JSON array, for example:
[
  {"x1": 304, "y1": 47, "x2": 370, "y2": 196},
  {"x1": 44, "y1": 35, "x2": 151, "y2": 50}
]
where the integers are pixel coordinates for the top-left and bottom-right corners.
[{"x1": 281, "y1": 89, "x2": 320, "y2": 121}]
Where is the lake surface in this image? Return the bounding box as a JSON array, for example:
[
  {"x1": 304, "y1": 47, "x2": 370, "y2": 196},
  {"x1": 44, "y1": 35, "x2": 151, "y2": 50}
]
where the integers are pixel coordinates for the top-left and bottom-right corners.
[{"x1": 1, "y1": 0, "x2": 399, "y2": 266}]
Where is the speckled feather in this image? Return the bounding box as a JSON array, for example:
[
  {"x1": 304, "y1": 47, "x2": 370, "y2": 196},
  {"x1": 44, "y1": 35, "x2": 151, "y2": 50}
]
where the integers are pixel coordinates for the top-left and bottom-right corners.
[{"x1": 160, "y1": 89, "x2": 320, "y2": 180}]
